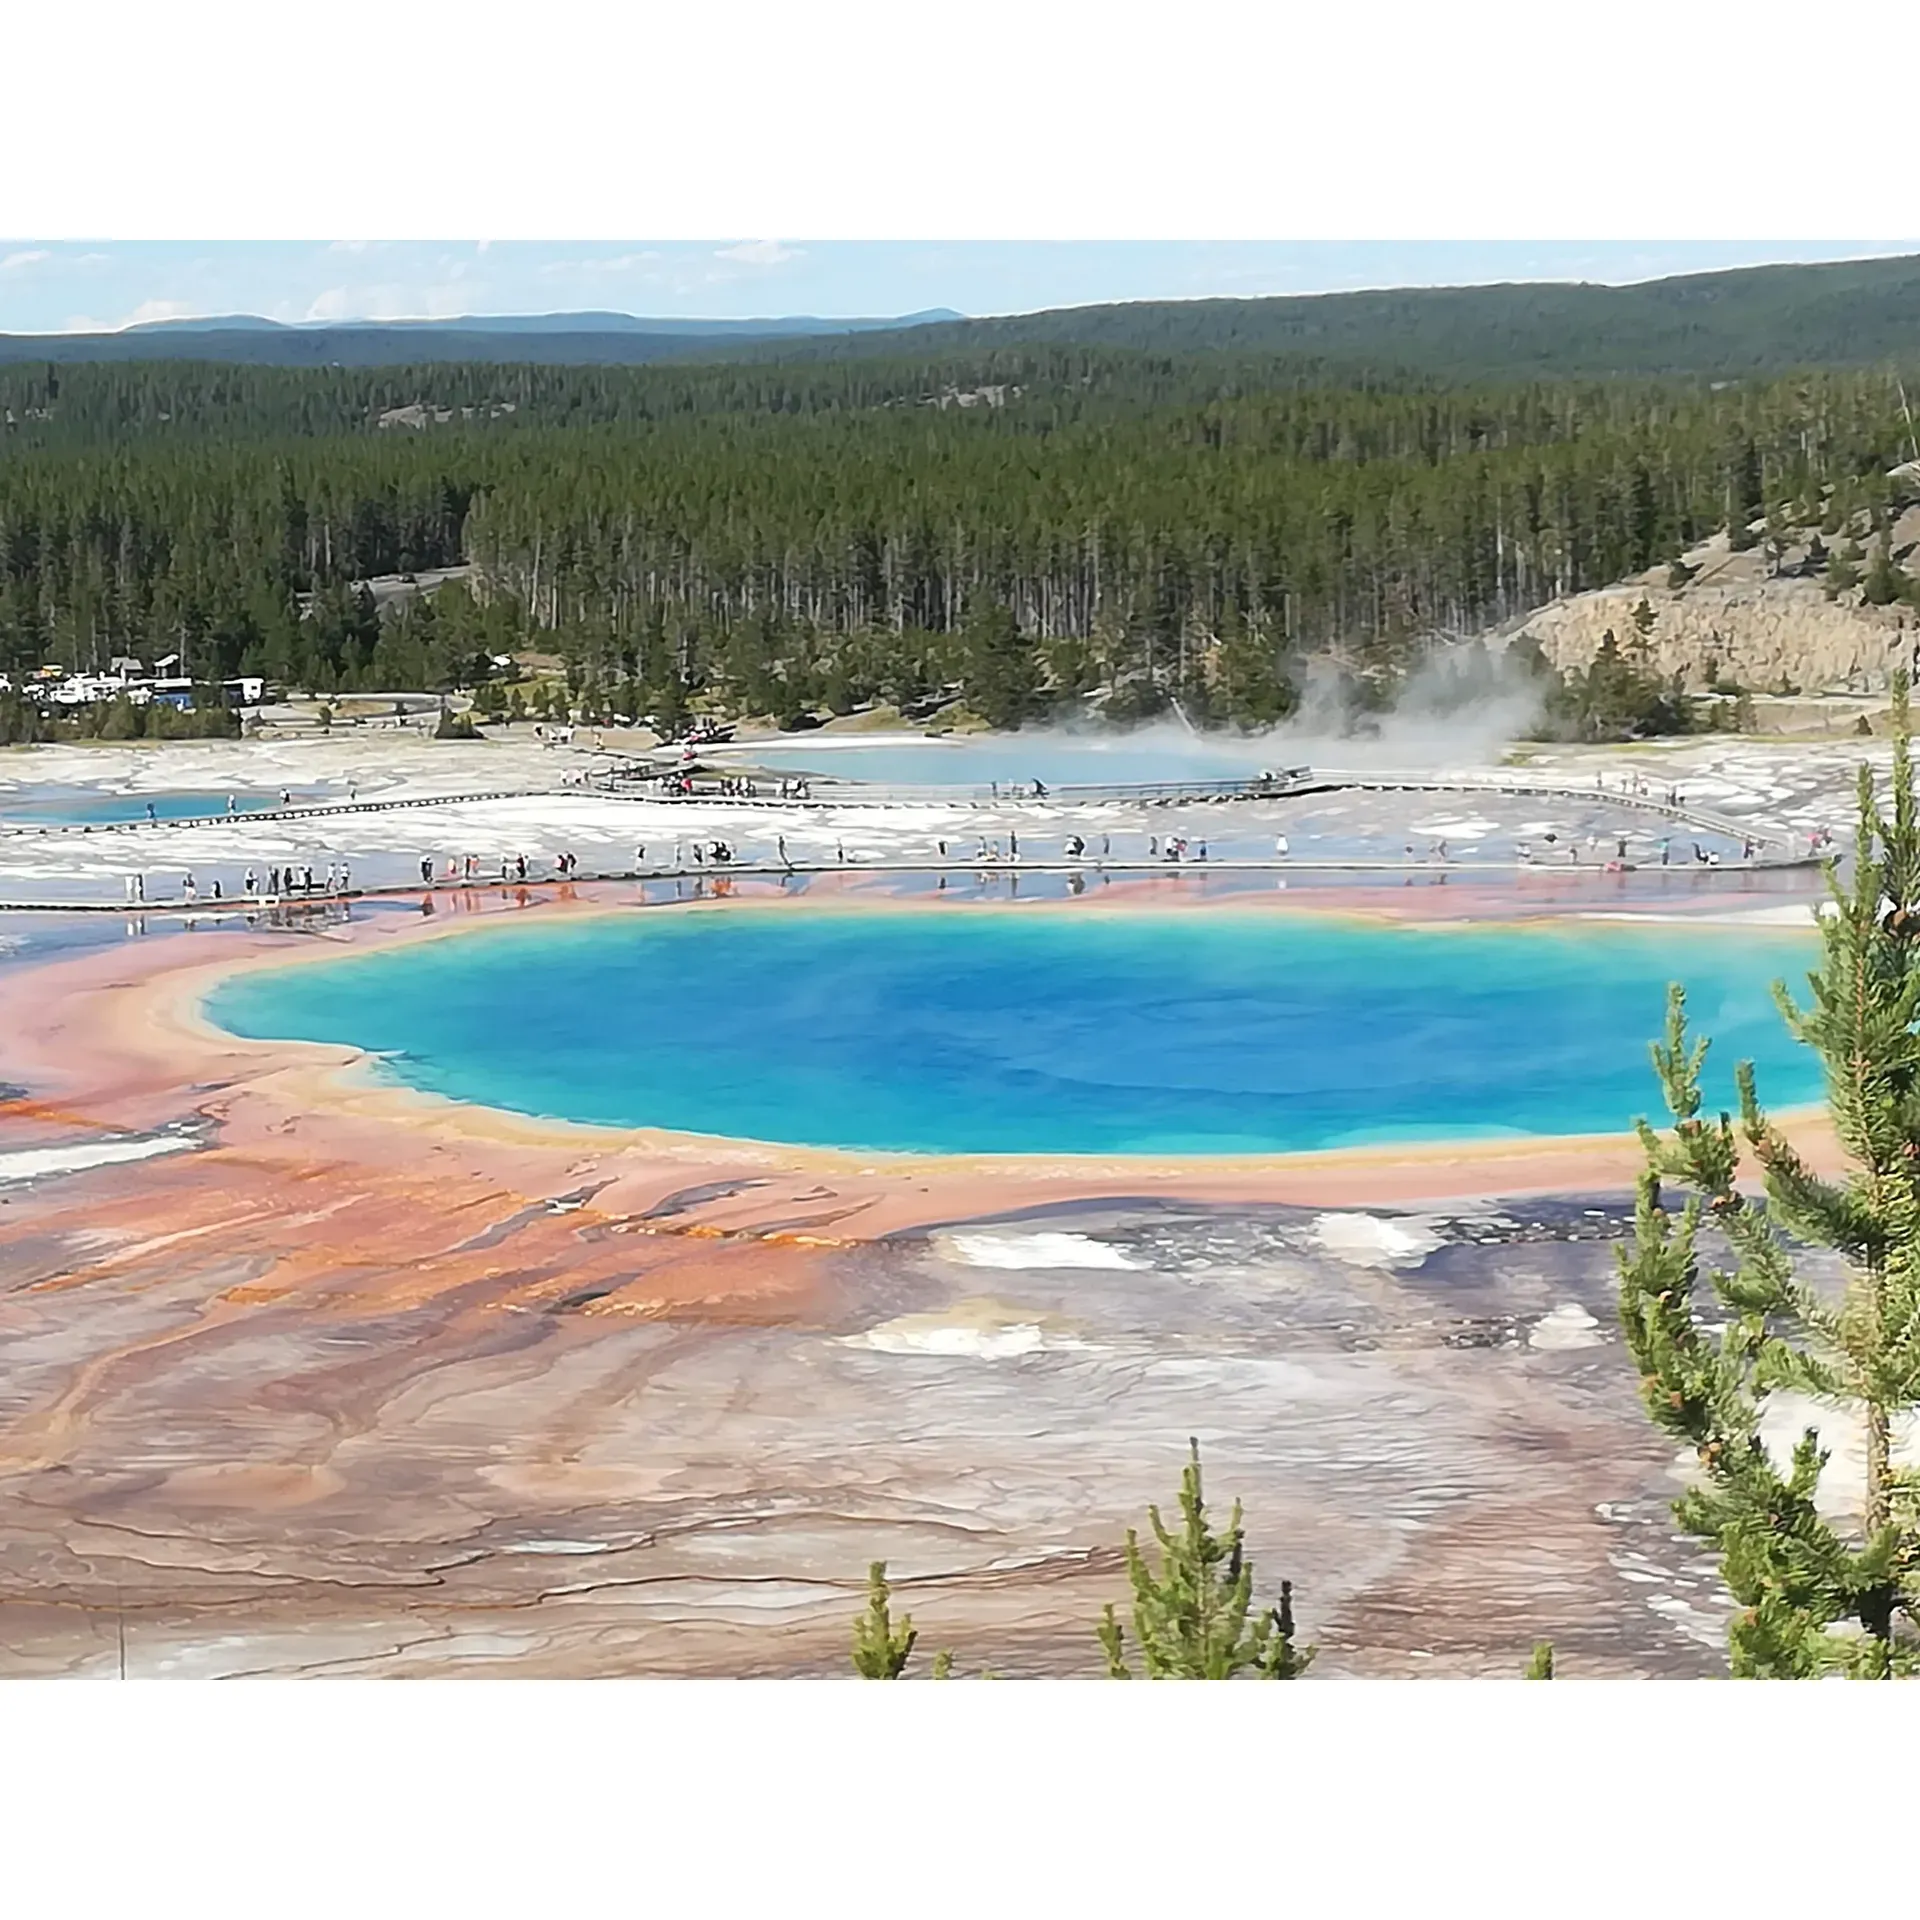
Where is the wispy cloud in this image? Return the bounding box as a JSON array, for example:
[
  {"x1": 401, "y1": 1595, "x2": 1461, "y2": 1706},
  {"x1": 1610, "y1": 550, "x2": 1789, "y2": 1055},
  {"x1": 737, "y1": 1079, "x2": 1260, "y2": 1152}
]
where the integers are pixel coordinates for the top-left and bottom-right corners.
[
  {"x1": 57, "y1": 297, "x2": 201, "y2": 334},
  {"x1": 125, "y1": 298, "x2": 198, "y2": 326},
  {"x1": 713, "y1": 240, "x2": 804, "y2": 268},
  {"x1": 536, "y1": 252, "x2": 666, "y2": 278},
  {"x1": 0, "y1": 249, "x2": 51, "y2": 274},
  {"x1": 304, "y1": 281, "x2": 474, "y2": 322}
]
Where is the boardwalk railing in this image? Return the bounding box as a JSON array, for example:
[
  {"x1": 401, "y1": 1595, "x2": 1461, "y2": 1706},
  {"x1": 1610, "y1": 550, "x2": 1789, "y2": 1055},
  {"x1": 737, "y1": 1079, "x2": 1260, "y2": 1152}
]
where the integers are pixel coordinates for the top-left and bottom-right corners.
[
  {"x1": 0, "y1": 758, "x2": 1794, "y2": 857},
  {"x1": 1298, "y1": 766, "x2": 1792, "y2": 851}
]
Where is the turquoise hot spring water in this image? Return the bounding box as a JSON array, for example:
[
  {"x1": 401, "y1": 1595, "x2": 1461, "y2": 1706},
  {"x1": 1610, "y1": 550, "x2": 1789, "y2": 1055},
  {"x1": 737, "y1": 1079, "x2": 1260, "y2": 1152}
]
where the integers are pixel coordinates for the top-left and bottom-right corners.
[{"x1": 206, "y1": 906, "x2": 1825, "y2": 1157}]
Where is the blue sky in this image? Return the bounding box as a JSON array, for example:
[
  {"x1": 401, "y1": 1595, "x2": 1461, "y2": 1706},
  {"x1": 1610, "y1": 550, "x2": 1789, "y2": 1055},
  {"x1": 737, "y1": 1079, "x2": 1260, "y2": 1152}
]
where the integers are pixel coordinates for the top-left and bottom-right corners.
[{"x1": 0, "y1": 240, "x2": 1914, "y2": 333}]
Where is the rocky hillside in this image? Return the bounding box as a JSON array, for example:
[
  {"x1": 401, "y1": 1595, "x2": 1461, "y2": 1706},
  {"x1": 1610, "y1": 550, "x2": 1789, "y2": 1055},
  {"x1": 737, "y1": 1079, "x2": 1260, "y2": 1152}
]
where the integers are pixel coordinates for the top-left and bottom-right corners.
[{"x1": 1501, "y1": 479, "x2": 1920, "y2": 699}]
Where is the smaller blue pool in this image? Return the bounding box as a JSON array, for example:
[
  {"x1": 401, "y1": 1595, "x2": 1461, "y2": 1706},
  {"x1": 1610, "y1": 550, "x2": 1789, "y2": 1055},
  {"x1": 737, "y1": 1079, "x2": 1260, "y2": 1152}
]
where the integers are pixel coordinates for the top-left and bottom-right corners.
[
  {"x1": 702, "y1": 734, "x2": 1280, "y2": 790},
  {"x1": 0, "y1": 789, "x2": 316, "y2": 828}
]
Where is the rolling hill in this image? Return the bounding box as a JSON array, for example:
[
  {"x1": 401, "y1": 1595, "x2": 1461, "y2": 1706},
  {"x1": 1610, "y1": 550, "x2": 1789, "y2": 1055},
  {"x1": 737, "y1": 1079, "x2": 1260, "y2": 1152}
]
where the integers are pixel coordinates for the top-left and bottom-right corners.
[{"x1": 1, "y1": 254, "x2": 1916, "y2": 379}]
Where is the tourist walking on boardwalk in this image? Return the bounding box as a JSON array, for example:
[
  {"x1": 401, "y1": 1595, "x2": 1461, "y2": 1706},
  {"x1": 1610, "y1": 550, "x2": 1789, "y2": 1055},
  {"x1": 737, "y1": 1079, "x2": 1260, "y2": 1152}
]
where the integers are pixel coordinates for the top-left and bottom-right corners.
[
  {"x1": 420, "y1": 857, "x2": 433, "y2": 884},
  {"x1": 339, "y1": 863, "x2": 350, "y2": 893},
  {"x1": 778, "y1": 835, "x2": 789, "y2": 868},
  {"x1": 210, "y1": 878, "x2": 222, "y2": 901},
  {"x1": 225, "y1": 794, "x2": 236, "y2": 814},
  {"x1": 183, "y1": 872, "x2": 197, "y2": 901},
  {"x1": 145, "y1": 801, "x2": 156, "y2": 821},
  {"x1": 124, "y1": 874, "x2": 137, "y2": 903},
  {"x1": 1275, "y1": 834, "x2": 1289, "y2": 856},
  {"x1": 244, "y1": 868, "x2": 257, "y2": 895}
]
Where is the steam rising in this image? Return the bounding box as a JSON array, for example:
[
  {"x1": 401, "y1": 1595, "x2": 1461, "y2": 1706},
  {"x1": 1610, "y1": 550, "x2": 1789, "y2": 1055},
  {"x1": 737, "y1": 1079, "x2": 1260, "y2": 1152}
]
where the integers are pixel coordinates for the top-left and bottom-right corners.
[{"x1": 1055, "y1": 641, "x2": 1547, "y2": 775}]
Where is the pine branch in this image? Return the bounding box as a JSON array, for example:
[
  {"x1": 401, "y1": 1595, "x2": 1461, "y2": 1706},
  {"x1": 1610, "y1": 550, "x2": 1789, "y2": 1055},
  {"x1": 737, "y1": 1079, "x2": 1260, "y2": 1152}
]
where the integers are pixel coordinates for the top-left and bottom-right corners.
[{"x1": 1618, "y1": 680, "x2": 1920, "y2": 1673}]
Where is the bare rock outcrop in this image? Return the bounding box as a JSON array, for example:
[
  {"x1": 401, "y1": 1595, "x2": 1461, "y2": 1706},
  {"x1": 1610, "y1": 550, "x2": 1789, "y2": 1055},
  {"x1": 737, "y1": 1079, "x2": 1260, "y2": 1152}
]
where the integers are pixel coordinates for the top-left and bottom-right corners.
[
  {"x1": 1507, "y1": 579, "x2": 1915, "y2": 694},
  {"x1": 1497, "y1": 500, "x2": 1920, "y2": 694}
]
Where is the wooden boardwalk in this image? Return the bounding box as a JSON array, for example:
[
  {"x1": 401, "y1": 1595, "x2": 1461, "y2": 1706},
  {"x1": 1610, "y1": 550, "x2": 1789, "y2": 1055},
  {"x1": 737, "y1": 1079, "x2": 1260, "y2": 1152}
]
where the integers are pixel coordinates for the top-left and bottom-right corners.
[{"x1": 0, "y1": 850, "x2": 1824, "y2": 918}]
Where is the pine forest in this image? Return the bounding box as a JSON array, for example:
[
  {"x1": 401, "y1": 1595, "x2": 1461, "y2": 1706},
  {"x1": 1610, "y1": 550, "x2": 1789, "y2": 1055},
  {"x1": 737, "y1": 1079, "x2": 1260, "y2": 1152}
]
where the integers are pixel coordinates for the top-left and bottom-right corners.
[{"x1": 2, "y1": 352, "x2": 1917, "y2": 731}]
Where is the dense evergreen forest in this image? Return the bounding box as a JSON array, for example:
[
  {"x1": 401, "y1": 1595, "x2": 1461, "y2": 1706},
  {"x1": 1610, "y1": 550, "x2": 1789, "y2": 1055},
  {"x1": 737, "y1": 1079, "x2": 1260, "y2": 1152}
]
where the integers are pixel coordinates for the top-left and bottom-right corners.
[{"x1": 1, "y1": 352, "x2": 1916, "y2": 732}]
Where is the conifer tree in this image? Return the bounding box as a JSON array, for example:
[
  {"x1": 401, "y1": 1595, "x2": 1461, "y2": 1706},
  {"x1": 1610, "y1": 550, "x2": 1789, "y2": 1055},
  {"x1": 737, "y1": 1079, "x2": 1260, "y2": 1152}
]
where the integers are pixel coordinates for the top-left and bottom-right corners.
[
  {"x1": 1619, "y1": 679, "x2": 1920, "y2": 1675},
  {"x1": 1862, "y1": 533, "x2": 1910, "y2": 609},
  {"x1": 850, "y1": 1560, "x2": 918, "y2": 1678},
  {"x1": 1097, "y1": 1439, "x2": 1314, "y2": 1679}
]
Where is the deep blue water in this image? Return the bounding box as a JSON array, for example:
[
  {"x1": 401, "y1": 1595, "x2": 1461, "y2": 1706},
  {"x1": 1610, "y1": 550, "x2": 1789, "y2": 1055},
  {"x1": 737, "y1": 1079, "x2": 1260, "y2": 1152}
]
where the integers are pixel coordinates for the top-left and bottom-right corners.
[{"x1": 206, "y1": 907, "x2": 1825, "y2": 1156}]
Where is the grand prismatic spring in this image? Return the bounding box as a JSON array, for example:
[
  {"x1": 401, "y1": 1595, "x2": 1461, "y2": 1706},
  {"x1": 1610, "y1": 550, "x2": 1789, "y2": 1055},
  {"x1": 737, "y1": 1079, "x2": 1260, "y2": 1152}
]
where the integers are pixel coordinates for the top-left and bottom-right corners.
[
  {"x1": 0, "y1": 725, "x2": 1869, "y2": 1676},
  {"x1": 208, "y1": 908, "x2": 1824, "y2": 1156}
]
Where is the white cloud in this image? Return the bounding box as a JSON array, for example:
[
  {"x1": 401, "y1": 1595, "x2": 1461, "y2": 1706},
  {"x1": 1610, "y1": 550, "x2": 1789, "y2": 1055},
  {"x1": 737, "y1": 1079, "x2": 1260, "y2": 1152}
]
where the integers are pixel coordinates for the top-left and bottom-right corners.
[
  {"x1": 0, "y1": 249, "x2": 50, "y2": 274},
  {"x1": 536, "y1": 251, "x2": 667, "y2": 278},
  {"x1": 713, "y1": 239, "x2": 804, "y2": 268},
  {"x1": 125, "y1": 298, "x2": 197, "y2": 326},
  {"x1": 303, "y1": 281, "x2": 474, "y2": 322},
  {"x1": 56, "y1": 297, "x2": 201, "y2": 334}
]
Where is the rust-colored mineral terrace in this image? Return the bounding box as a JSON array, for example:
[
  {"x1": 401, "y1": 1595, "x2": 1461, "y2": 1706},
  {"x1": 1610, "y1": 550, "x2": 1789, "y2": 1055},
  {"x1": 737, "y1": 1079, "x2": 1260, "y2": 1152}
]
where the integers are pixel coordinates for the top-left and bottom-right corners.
[{"x1": 0, "y1": 878, "x2": 1836, "y2": 1676}]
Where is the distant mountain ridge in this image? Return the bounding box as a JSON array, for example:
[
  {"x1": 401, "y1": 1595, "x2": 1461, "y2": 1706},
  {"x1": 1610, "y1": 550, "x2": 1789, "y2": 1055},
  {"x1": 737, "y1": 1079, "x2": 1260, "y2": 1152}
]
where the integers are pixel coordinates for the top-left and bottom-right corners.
[
  {"x1": 0, "y1": 254, "x2": 1915, "y2": 377},
  {"x1": 122, "y1": 309, "x2": 966, "y2": 337}
]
